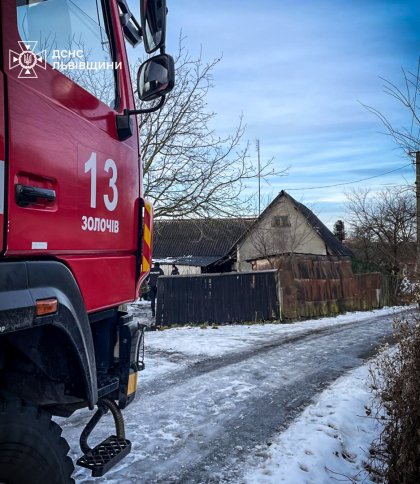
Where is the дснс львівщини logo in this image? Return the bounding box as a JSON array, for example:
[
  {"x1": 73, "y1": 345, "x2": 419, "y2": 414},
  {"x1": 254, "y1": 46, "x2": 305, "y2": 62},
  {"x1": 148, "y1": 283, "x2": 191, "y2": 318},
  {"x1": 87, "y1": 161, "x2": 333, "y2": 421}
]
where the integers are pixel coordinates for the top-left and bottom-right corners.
[
  {"x1": 9, "y1": 41, "x2": 121, "y2": 76},
  {"x1": 9, "y1": 41, "x2": 46, "y2": 79}
]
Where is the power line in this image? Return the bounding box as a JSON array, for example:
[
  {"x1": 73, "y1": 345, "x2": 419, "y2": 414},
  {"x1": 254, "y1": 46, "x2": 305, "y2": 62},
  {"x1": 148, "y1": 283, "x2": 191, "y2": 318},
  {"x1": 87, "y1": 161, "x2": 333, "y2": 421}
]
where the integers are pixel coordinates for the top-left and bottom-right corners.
[{"x1": 287, "y1": 163, "x2": 412, "y2": 191}]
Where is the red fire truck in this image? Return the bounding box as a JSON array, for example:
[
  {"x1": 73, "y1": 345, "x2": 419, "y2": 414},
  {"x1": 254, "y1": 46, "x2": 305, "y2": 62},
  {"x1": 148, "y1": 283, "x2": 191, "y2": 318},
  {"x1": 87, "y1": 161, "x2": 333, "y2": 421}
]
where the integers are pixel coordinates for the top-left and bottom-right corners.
[{"x1": 0, "y1": 0, "x2": 174, "y2": 481}]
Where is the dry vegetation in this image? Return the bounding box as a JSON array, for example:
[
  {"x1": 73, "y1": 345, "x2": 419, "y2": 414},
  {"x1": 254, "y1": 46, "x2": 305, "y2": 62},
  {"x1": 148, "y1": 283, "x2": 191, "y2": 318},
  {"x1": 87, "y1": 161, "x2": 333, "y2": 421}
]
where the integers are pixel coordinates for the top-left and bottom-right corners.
[{"x1": 367, "y1": 311, "x2": 420, "y2": 483}]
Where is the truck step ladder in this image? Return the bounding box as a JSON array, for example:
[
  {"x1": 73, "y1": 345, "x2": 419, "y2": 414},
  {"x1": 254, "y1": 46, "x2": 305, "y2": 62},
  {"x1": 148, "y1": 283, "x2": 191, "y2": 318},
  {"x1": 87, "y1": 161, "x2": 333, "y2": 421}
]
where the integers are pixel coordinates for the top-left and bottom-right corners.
[
  {"x1": 76, "y1": 398, "x2": 131, "y2": 476},
  {"x1": 77, "y1": 435, "x2": 131, "y2": 477}
]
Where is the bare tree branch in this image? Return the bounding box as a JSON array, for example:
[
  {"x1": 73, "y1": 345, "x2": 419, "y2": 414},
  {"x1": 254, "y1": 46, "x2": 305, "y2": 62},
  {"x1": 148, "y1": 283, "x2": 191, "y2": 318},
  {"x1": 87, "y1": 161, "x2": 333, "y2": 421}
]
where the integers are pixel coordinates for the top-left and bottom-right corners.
[
  {"x1": 134, "y1": 35, "x2": 287, "y2": 219},
  {"x1": 346, "y1": 187, "x2": 416, "y2": 280},
  {"x1": 361, "y1": 60, "x2": 420, "y2": 158}
]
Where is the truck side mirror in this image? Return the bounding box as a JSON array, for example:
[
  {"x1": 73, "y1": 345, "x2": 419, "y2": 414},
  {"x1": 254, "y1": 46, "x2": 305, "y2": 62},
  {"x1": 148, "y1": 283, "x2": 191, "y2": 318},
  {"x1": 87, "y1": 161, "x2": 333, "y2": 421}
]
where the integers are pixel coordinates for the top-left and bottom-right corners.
[
  {"x1": 116, "y1": 54, "x2": 174, "y2": 141},
  {"x1": 140, "y1": 0, "x2": 167, "y2": 54},
  {"x1": 137, "y1": 54, "x2": 175, "y2": 102}
]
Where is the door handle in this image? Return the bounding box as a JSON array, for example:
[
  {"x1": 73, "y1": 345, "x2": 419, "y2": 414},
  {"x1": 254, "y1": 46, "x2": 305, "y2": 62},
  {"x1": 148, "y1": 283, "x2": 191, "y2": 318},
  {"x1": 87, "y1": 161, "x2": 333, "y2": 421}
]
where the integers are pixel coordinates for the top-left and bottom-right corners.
[{"x1": 15, "y1": 184, "x2": 56, "y2": 207}]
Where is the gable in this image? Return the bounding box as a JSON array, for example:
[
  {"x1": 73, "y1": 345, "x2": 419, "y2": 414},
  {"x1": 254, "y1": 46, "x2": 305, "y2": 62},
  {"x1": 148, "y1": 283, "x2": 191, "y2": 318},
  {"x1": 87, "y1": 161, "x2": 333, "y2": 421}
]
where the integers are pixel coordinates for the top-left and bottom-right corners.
[
  {"x1": 238, "y1": 196, "x2": 327, "y2": 260},
  {"x1": 236, "y1": 191, "x2": 352, "y2": 261}
]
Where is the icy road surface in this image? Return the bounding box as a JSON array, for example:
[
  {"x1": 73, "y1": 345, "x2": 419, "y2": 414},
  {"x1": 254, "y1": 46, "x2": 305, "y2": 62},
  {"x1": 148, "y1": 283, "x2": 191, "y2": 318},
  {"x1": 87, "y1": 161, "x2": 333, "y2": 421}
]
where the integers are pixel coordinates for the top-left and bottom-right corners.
[{"x1": 61, "y1": 305, "x2": 411, "y2": 483}]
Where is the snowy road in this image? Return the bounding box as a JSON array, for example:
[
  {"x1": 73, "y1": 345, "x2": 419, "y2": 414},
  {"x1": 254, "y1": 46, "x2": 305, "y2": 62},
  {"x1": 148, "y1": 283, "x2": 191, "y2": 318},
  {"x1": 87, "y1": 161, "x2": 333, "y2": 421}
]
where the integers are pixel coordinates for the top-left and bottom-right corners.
[{"x1": 62, "y1": 306, "x2": 411, "y2": 483}]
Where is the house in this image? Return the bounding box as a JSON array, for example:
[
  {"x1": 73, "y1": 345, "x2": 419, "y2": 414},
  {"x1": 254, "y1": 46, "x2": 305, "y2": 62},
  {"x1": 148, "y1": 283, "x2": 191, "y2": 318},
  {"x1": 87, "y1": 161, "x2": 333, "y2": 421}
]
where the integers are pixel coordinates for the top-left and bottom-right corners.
[
  {"x1": 153, "y1": 194, "x2": 387, "y2": 320},
  {"x1": 235, "y1": 190, "x2": 352, "y2": 271},
  {"x1": 153, "y1": 191, "x2": 351, "y2": 274},
  {"x1": 153, "y1": 218, "x2": 254, "y2": 275},
  {"x1": 231, "y1": 191, "x2": 385, "y2": 320}
]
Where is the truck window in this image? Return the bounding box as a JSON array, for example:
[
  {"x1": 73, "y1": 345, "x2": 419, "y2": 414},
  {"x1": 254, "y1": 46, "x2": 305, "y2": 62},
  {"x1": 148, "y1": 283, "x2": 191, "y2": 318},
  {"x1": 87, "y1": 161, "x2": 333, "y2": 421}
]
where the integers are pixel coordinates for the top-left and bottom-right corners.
[{"x1": 16, "y1": 0, "x2": 117, "y2": 108}]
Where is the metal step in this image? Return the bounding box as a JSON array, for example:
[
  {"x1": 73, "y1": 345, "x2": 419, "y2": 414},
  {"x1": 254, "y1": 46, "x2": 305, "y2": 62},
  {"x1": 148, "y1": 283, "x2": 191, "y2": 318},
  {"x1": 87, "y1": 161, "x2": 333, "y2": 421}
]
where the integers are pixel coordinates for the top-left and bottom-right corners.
[{"x1": 77, "y1": 435, "x2": 132, "y2": 477}]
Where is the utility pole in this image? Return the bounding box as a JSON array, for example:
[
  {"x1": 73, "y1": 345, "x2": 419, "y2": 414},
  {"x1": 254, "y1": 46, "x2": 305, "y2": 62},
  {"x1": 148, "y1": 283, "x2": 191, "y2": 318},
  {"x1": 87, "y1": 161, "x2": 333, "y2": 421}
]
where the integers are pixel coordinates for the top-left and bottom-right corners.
[
  {"x1": 416, "y1": 151, "x2": 420, "y2": 279},
  {"x1": 256, "y1": 139, "x2": 261, "y2": 216}
]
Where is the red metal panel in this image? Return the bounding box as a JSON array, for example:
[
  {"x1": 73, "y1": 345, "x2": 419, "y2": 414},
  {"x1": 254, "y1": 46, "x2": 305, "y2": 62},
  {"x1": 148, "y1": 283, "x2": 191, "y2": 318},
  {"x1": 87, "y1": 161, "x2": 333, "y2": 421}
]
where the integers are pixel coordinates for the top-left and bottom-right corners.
[
  {"x1": 1, "y1": 1, "x2": 142, "y2": 311},
  {"x1": 61, "y1": 255, "x2": 136, "y2": 312}
]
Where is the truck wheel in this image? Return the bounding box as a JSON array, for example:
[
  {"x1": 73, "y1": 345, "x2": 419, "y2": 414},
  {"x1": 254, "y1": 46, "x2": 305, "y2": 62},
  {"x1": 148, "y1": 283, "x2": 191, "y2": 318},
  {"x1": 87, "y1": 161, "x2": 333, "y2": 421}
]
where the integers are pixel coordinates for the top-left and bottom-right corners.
[{"x1": 0, "y1": 400, "x2": 75, "y2": 484}]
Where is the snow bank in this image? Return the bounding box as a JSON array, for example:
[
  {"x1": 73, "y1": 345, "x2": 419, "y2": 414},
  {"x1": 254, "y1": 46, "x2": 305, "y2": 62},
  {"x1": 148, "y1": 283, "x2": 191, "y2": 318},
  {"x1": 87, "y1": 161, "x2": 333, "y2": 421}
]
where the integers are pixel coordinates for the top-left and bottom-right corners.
[{"x1": 243, "y1": 364, "x2": 379, "y2": 483}]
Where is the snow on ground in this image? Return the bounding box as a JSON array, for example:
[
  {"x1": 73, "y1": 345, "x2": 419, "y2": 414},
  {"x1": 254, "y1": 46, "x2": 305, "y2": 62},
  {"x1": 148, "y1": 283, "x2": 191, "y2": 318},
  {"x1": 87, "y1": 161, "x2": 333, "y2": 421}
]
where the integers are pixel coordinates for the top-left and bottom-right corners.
[
  {"x1": 62, "y1": 305, "x2": 409, "y2": 482},
  {"x1": 132, "y1": 304, "x2": 403, "y2": 482},
  {"x1": 142, "y1": 305, "x2": 408, "y2": 360},
  {"x1": 137, "y1": 304, "x2": 408, "y2": 387},
  {"x1": 242, "y1": 363, "x2": 380, "y2": 483}
]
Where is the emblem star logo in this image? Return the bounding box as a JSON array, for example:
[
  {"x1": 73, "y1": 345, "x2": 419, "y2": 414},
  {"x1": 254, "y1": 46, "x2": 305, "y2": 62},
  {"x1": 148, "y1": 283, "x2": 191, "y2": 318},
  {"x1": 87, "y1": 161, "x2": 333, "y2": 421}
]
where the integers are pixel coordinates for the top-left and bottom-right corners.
[{"x1": 9, "y1": 41, "x2": 47, "y2": 79}]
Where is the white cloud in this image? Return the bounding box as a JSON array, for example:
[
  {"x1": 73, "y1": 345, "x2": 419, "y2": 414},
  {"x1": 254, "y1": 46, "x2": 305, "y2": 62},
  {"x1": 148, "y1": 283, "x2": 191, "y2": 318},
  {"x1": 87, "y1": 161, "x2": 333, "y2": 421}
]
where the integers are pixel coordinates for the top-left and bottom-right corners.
[{"x1": 127, "y1": 0, "x2": 419, "y2": 226}]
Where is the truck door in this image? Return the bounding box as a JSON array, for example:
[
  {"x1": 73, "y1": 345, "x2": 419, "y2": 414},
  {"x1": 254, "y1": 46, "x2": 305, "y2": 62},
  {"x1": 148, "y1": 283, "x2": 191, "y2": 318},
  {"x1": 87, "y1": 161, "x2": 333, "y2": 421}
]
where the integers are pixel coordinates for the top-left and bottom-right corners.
[
  {"x1": 2, "y1": 0, "x2": 140, "y2": 310},
  {"x1": 0, "y1": 70, "x2": 4, "y2": 254}
]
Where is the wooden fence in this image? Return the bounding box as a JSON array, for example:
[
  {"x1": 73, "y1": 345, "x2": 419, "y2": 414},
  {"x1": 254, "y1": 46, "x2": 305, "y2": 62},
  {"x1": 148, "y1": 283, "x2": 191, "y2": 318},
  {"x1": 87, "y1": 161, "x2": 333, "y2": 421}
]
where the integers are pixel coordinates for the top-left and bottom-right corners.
[
  {"x1": 156, "y1": 270, "x2": 279, "y2": 326},
  {"x1": 256, "y1": 255, "x2": 393, "y2": 320},
  {"x1": 155, "y1": 256, "x2": 393, "y2": 325}
]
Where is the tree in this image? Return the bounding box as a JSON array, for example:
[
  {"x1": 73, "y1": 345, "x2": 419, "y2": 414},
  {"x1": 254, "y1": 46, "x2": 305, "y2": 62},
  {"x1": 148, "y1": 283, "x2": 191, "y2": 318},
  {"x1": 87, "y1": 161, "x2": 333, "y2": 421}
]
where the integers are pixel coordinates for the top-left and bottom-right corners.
[
  {"x1": 362, "y1": 61, "x2": 420, "y2": 157},
  {"x1": 346, "y1": 187, "x2": 416, "y2": 276},
  {"x1": 333, "y1": 220, "x2": 345, "y2": 242},
  {"x1": 135, "y1": 37, "x2": 286, "y2": 219},
  {"x1": 363, "y1": 62, "x2": 420, "y2": 279}
]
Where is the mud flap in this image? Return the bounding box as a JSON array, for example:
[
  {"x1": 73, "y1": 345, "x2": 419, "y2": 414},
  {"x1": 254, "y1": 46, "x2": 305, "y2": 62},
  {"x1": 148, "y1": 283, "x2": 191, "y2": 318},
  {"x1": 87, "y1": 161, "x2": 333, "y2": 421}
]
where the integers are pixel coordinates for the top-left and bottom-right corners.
[{"x1": 117, "y1": 314, "x2": 146, "y2": 409}]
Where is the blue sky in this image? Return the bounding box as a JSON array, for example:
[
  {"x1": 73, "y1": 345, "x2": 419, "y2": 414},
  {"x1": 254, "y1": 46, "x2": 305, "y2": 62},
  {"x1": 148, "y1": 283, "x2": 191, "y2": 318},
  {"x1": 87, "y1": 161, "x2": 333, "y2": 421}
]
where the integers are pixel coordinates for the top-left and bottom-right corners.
[{"x1": 128, "y1": 0, "x2": 419, "y2": 229}]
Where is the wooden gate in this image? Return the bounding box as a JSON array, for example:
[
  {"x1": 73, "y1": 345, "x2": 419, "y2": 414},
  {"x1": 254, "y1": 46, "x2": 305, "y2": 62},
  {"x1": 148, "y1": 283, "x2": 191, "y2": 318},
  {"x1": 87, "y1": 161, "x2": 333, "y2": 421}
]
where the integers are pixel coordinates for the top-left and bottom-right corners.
[{"x1": 156, "y1": 270, "x2": 280, "y2": 326}]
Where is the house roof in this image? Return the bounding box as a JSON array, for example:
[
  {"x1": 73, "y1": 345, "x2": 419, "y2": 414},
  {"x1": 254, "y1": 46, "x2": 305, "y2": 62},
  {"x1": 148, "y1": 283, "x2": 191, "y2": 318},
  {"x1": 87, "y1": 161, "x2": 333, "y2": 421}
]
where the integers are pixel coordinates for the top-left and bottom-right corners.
[
  {"x1": 153, "y1": 192, "x2": 351, "y2": 266},
  {"x1": 154, "y1": 255, "x2": 223, "y2": 268},
  {"x1": 235, "y1": 190, "x2": 352, "y2": 258},
  {"x1": 153, "y1": 218, "x2": 255, "y2": 266},
  {"x1": 289, "y1": 193, "x2": 352, "y2": 257}
]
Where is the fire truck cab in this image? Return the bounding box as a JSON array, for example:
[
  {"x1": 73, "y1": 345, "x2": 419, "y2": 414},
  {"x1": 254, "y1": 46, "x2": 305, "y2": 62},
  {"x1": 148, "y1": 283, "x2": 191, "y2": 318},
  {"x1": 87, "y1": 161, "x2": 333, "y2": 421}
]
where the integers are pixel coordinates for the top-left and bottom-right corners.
[{"x1": 0, "y1": 0, "x2": 174, "y2": 481}]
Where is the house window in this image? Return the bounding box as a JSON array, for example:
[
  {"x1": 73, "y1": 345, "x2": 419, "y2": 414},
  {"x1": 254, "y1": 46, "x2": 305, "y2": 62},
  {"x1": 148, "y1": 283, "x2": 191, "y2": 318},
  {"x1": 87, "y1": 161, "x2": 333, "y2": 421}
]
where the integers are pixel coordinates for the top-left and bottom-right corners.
[{"x1": 272, "y1": 215, "x2": 290, "y2": 227}]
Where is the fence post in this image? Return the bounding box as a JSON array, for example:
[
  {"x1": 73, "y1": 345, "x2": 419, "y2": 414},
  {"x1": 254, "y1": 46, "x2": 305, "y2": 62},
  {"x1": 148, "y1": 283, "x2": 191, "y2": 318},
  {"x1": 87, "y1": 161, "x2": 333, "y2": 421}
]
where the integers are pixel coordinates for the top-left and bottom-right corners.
[
  {"x1": 275, "y1": 270, "x2": 283, "y2": 321},
  {"x1": 156, "y1": 280, "x2": 163, "y2": 326}
]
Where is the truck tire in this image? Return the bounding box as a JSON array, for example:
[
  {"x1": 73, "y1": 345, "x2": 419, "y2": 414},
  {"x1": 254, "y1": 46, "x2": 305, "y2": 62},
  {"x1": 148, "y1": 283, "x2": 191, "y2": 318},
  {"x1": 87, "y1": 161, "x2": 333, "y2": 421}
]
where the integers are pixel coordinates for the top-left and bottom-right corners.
[{"x1": 0, "y1": 400, "x2": 75, "y2": 484}]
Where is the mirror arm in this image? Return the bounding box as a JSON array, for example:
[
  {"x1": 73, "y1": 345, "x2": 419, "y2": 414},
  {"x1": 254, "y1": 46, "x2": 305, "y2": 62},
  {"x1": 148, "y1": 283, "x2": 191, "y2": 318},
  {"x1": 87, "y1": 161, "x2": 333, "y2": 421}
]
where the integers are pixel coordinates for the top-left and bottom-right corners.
[
  {"x1": 117, "y1": 0, "x2": 143, "y2": 47},
  {"x1": 116, "y1": 97, "x2": 165, "y2": 141},
  {"x1": 126, "y1": 95, "x2": 166, "y2": 115}
]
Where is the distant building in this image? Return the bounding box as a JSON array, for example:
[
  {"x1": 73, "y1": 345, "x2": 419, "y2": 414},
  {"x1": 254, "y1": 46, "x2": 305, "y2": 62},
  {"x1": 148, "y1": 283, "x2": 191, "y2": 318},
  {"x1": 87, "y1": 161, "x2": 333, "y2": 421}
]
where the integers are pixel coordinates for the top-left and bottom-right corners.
[
  {"x1": 153, "y1": 218, "x2": 254, "y2": 275},
  {"x1": 153, "y1": 193, "x2": 389, "y2": 321},
  {"x1": 152, "y1": 191, "x2": 352, "y2": 274},
  {"x1": 235, "y1": 190, "x2": 352, "y2": 271}
]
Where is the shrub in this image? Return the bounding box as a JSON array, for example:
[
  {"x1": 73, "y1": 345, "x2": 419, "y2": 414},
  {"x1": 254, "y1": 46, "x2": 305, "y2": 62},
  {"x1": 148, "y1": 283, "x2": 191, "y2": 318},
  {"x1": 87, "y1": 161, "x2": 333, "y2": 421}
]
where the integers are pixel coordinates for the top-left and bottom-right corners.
[{"x1": 367, "y1": 312, "x2": 420, "y2": 483}]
